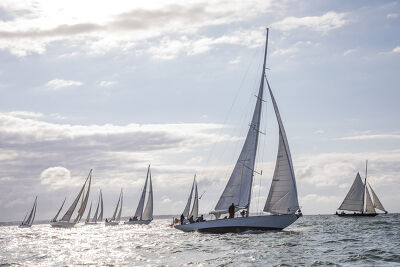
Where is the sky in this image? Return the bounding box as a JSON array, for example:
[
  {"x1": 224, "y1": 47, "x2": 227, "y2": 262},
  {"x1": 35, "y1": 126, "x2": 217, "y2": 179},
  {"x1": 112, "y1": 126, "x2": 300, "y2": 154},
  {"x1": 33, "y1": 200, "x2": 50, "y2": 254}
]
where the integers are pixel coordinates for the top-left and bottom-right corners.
[{"x1": 0, "y1": 0, "x2": 399, "y2": 222}]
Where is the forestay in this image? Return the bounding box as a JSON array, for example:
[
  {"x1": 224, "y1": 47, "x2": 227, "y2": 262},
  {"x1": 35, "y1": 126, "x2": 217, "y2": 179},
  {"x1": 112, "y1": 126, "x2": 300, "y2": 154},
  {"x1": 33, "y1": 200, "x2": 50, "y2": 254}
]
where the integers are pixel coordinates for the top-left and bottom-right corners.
[
  {"x1": 338, "y1": 173, "x2": 364, "y2": 212},
  {"x1": 263, "y1": 82, "x2": 299, "y2": 215}
]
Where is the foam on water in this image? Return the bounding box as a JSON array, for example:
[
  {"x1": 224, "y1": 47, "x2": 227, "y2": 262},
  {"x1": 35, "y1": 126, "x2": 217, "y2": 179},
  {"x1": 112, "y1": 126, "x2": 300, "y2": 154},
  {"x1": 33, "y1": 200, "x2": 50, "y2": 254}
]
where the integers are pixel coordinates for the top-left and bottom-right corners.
[{"x1": 0, "y1": 214, "x2": 399, "y2": 266}]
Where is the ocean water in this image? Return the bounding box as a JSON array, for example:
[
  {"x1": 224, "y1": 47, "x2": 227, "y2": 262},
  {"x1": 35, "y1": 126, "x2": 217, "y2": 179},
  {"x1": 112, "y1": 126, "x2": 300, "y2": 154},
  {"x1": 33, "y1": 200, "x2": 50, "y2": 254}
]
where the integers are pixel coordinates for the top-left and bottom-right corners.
[{"x1": 1, "y1": 214, "x2": 399, "y2": 266}]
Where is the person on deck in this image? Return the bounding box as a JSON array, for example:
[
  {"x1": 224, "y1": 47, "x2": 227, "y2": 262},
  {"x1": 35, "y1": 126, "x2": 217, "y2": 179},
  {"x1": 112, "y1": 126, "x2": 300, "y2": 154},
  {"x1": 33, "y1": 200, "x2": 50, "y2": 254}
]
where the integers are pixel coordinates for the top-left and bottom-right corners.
[
  {"x1": 229, "y1": 203, "x2": 235, "y2": 218},
  {"x1": 189, "y1": 216, "x2": 194, "y2": 223},
  {"x1": 180, "y1": 214, "x2": 185, "y2": 225}
]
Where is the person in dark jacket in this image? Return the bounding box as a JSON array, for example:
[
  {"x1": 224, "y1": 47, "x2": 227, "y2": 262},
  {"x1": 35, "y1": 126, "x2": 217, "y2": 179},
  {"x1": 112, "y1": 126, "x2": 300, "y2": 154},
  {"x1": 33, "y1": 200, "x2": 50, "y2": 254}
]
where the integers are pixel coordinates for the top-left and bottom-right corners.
[
  {"x1": 180, "y1": 214, "x2": 185, "y2": 225},
  {"x1": 229, "y1": 203, "x2": 235, "y2": 218}
]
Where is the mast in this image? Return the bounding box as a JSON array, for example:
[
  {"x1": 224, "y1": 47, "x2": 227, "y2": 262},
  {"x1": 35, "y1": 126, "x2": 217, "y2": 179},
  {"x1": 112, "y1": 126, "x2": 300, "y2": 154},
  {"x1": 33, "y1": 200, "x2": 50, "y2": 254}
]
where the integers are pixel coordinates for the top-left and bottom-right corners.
[{"x1": 363, "y1": 160, "x2": 368, "y2": 212}]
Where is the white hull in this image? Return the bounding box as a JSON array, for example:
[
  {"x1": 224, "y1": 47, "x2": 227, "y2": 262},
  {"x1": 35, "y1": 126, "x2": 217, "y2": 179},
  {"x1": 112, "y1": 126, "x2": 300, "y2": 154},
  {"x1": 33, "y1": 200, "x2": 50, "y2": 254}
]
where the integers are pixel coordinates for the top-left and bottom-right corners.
[
  {"x1": 19, "y1": 224, "x2": 32, "y2": 228},
  {"x1": 105, "y1": 221, "x2": 119, "y2": 226},
  {"x1": 174, "y1": 214, "x2": 299, "y2": 233},
  {"x1": 50, "y1": 221, "x2": 76, "y2": 228},
  {"x1": 124, "y1": 220, "x2": 152, "y2": 225}
]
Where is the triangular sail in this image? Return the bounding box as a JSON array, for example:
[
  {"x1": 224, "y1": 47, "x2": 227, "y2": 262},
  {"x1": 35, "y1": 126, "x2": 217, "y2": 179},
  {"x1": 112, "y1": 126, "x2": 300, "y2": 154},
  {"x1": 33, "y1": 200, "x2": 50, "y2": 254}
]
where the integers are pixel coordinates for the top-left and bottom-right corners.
[
  {"x1": 134, "y1": 165, "x2": 150, "y2": 218},
  {"x1": 116, "y1": 189, "x2": 123, "y2": 221},
  {"x1": 365, "y1": 186, "x2": 375, "y2": 214},
  {"x1": 141, "y1": 172, "x2": 153, "y2": 221},
  {"x1": 52, "y1": 198, "x2": 66, "y2": 222},
  {"x1": 98, "y1": 191, "x2": 104, "y2": 221},
  {"x1": 25, "y1": 197, "x2": 37, "y2": 226},
  {"x1": 263, "y1": 82, "x2": 299, "y2": 215},
  {"x1": 30, "y1": 200, "x2": 37, "y2": 225},
  {"x1": 368, "y1": 183, "x2": 386, "y2": 212},
  {"x1": 75, "y1": 174, "x2": 91, "y2": 223},
  {"x1": 183, "y1": 177, "x2": 195, "y2": 217},
  {"x1": 213, "y1": 31, "x2": 269, "y2": 215},
  {"x1": 111, "y1": 190, "x2": 122, "y2": 221},
  {"x1": 338, "y1": 173, "x2": 365, "y2": 212},
  {"x1": 189, "y1": 181, "x2": 198, "y2": 219},
  {"x1": 60, "y1": 170, "x2": 91, "y2": 222},
  {"x1": 85, "y1": 202, "x2": 92, "y2": 222},
  {"x1": 22, "y1": 212, "x2": 28, "y2": 225},
  {"x1": 92, "y1": 192, "x2": 100, "y2": 222}
]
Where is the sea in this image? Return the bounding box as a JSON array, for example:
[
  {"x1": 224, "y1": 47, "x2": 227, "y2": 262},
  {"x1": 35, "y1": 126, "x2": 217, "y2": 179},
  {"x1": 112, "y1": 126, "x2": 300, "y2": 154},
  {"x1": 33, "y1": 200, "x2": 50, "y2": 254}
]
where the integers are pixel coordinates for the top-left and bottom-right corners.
[{"x1": 1, "y1": 214, "x2": 399, "y2": 266}]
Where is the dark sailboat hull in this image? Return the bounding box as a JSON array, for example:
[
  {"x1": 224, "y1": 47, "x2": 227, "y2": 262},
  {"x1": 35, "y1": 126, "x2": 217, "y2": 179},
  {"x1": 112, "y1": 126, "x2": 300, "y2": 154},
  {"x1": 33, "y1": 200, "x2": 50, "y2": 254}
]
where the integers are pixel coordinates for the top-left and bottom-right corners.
[{"x1": 336, "y1": 213, "x2": 377, "y2": 217}]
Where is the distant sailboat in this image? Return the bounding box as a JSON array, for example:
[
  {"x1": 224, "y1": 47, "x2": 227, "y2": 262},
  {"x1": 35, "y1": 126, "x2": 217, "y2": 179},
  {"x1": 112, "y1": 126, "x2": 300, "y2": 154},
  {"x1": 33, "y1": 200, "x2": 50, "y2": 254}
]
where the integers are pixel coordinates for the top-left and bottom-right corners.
[
  {"x1": 105, "y1": 189, "x2": 123, "y2": 225},
  {"x1": 336, "y1": 161, "x2": 387, "y2": 217},
  {"x1": 179, "y1": 175, "x2": 199, "y2": 223},
  {"x1": 125, "y1": 165, "x2": 153, "y2": 225},
  {"x1": 175, "y1": 28, "x2": 302, "y2": 233},
  {"x1": 85, "y1": 190, "x2": 104, "y2": 225},
  {"x1": 19, "y1": 196, "x2": 37, "y2": 228},
  {"x1": 50, "y1": 170, "x2": 92, "y2": 228}
]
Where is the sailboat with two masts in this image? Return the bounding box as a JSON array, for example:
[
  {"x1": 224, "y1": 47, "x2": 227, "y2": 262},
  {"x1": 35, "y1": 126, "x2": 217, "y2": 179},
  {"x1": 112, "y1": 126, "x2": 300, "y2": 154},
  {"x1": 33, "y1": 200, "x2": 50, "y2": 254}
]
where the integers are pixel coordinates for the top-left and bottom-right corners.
[
  {"x1": 175, "y1": 28, "x2": 302, "y2": 233},
  {"x1": 105, "y1": 189, "x2": 123, "y2": 225},
  {"x1": 336, "y1": 161, "x2": 387, "y2": 217},
  {"x1": 50, "y1": 169, "x2": 92, "y2": 228},
  {"x1": 19, "y1": 196, "x2": 37, "y2": 228},
  {"x1": 125, "y1": 165, "x2": 153, "y2": 225},
  {"x1": 85, "y1": 190, "x2": 104, "y2": 225}
]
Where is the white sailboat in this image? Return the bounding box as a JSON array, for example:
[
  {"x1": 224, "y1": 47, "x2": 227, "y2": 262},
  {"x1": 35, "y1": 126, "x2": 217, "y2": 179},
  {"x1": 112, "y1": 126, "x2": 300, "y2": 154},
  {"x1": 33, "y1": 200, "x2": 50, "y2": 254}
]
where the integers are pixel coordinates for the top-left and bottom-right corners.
[
  {"x1": 19, "y1": 196, "x2": 37, "y2": 228},
  {"x1": 175, "y1": 28, "x2": 302, "y2": 233},
  {"x1": 336, "y1": 161, "x2": 387, "y2": 217},
  {"x1": 124, "y1": 165, "x2": 153, "y2": 225},
  {"x1": 105, "y1": 189, "x2": 123, "y2": 226},
  {"x1": 179, "y1": 175, "x2": 199, "y2": 224},
  {"x1": 85, "y1": 190, "x2": 104, "y2": 225},
  {"x1": 50, "y1": 170, "x2": 92, "y2": 228}
]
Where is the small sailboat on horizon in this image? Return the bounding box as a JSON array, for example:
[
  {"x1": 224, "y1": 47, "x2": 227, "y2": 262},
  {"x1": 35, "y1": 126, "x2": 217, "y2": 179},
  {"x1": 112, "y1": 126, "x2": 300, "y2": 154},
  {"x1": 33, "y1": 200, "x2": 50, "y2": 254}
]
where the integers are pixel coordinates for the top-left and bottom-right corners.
[
  {"x1": 85, "y1": 190, "x2": 104, "y2": 225},
  {"x1": 19, "y1": 196, "x2": 37, "y2": 228},
  {"x1": 105, "y1": 189, "x2": 123, "y2": 226},
  {"x1": 50, "y1": 170, "x2": 92, "y2": 228},
  {"x1": 336, "y1": 161, "x2": 387, "y2": 217},
  {"x1": 175, "y1": 28, "x2": 302, "y2": 233},
  {"x1": 125, "y1": 165, "x2": 153, "y2": 225}
]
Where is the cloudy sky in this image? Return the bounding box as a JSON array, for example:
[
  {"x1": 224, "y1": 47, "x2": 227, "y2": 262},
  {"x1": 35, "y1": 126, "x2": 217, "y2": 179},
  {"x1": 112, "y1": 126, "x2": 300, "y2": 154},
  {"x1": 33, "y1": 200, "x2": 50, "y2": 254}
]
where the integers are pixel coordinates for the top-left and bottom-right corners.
[{"x1": 0, "y1": 0, "x2": 399, "y2": 221}]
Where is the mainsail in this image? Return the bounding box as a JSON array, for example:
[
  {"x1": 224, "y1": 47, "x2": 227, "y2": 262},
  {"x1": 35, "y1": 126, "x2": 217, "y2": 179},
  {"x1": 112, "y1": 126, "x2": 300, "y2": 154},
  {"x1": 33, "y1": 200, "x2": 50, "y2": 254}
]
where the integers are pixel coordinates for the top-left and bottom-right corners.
[
  {"x1": 134, "y1": 165, "x2": 150, "y2": 218},
  {"x1": 75, "y1": 174, "x2": 91, "y2": 223},
  {"x1": 85, "y1": 202, "x2": 92, "y2": 223},
  {"x1": 60, "y1": 170, "x2": 91, "y2": 222},
  {"x1": 213, "y1": 30, "x2": 268, "y2": 215},
  {"x1": 52, "y1": 198, "x2": 66, "y2": 222},
  {"x1": 338, "y1": 173, "x2": 365, "y2": 212},
  {"x1": 365, "y1": 186, "x2": 375, "y2": 214},
  {"x1": 116, "y1": 190, "x2": 123, "y2": 221},
  {"x1": 23, "y1": 197, "x2": 37, "y2": 225},
  {"x1": 183, "y1": 176, "x2": 195, "y2": 217},
  {"x1": 189, "y1": 181, "x2": 198, "y2": 219},
  {"x1": 92, "y1": 192, "x2": 101, "y2": 223},
  {"x1": 141, "y1": 172, "x2": 153, "y2": 221},
  {"x1": 263, "y1": 81, "x2": 299, "y2": 215},
  {"x1": 111, "y1": 189, "x2": 122, "y2": 221},
  {"x1": 368, "y1": 183, "x2": 386, "y2": 212},
  {"x1": 98, "y1": 190, "x2": 104, "y2": 221}
]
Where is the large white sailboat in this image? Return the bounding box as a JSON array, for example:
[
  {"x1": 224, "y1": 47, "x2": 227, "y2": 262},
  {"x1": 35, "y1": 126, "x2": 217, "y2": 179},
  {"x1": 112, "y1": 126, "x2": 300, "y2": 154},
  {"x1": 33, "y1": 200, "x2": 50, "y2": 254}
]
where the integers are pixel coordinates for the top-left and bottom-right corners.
[
  {"x1": 105, "y1": 189, "x2": 123, "y2": 226},
  {"x1": 85, "y1": 190, "x2": 104, "y2": 225},
  {"x1": 50, "y1": 170, "x2": 92, "y2": 228},
  {"x1": 336, "y1": 161, "x2": 387, "y2": 217},
  {"x1": 19, "y1": 196, "x2": 37, "y2": 228},
  {"x1": 124, "y1": 165, "x2": 153, "y2": 225},
  {"x1": 175, "y1": 28, "x2": 302, "y2": 233}
]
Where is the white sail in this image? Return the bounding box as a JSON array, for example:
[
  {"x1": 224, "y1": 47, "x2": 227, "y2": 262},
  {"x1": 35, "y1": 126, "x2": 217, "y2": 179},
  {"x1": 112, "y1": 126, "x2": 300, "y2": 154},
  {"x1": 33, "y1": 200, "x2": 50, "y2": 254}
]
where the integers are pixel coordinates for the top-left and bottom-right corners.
[
  {"x1": 24, "y1": 197, "x2": 37, "y2": 225},
  {"x1": 368, "y1": 183, "x2": 386, "y2": 212},
  {"x1": 52, "y1": 198, "x2": 66, "y2": 222},
  {"x1": 263, "y1": 82, "x2": 299, "y2": 215},
  {"x1": 111, "y1": 190, "x2": 122, "y2": 221},
  {"x1": 85, "y1": 202, "x2": 92, "y2": 222},
  {"x1": 338, "y1": 173, "x2": 365, "y2": 212},
  {"x1": 98, "y1": 190, "x2": 104, "y2": 221},
  {"x1": 21, "y1": 212, "x2": 28, "y2": 225},
  {"x1": 75, "y1": 174, "x2": 91, "y2": 223},
  {"x1": 60, "y1": 170, "x2": 91, "y2": 222},
  {"x1": 213, "y1": 36, "x2": 267, "y2": 215},
  {"x1": 30, "y1": 200, "x2": 37, "y2": 225},
  {"x1": 183, "y1": 177, "x2": 195, "y2": 217},
  {"x1": 365, "y1": 186, "x2": 375, "y2": 214},
  {"x1": 116, "y1": 190, "x2": 123, "y2": 221},
  {"x1": 189, "y1": 181, "x2": 198, "y2": 219},
  {"x1": 92, "y1": 192, "x2": 100, "y2": 222},
  {"x1": 141, "y1": 172, "x2": 153, "y2": 221},
  {"x1": 134, "y1": 165, "x2": 150, "y2": 218}
]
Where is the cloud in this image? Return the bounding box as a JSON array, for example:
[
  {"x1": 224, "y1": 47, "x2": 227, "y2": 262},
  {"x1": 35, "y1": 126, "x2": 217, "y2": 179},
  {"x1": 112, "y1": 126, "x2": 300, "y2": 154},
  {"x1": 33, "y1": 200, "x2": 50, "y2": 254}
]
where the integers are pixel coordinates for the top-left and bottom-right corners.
[
  {"x1": 337, "y1": 134, "x2": 400, "y2": 140},
  {"x1": 46, "y1": 79, "x2": 83, "y2": 90},
  {"x1": 272, "y1": 11, "x2": 347, "y2": 33},
  {"x1": 40, "y1": 166, "x2": 73, "y2": 189},
  {"x1": 343, "y1": 49, "x2": 356, "y2": 56},
  {"x1": 4, "y1": 110, "x2": 43, "y2": 119},
  {"x1": 229, "y1": 56, "x2": 241, "y2": 64},
  {"x1": 98, "y1": 81, "x2": 118, "y2": 87},
  {"x1": 386, "y1": 13, "x2": 399, "y2": 19},
  {"x1": 271, "y1": 41, "x2": 313, "y2": 57},
  {"x1": 393, "y1": 46, "x2": 400, "y2": 53},
  {"x1": 314, "y1": 130, "x2": 324, "y2": 134}
]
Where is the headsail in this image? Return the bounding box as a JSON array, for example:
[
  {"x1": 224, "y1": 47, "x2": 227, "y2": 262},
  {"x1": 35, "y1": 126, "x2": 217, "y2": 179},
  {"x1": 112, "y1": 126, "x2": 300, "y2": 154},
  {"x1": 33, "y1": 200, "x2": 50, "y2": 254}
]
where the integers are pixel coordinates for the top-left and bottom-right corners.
[
  {"x1": 134, "y1": 165, "x2": 150, "y2": 218},
  {"x1": 189, "y1": 180, "x2": 198, "y2": 219},
  {"x1": 75, "y1": 174, "x2": 91, "y2": 223},
  {"x1": 368, "y1": 183, "x2": 386, "y2": 212},
  {"x1": 213, "y1": 29, "x2": 269, "y2": 215},
  {"x1": 30, "y1": 200, "x2": 37, "y2": 225},
  {"x1": 111, "y1": 189, "x2": 122, "y2": 221},
  {"x1": 183, "y1": 176, "x2": 195, "y2": 217},
  {"x1": 92, "y1": 192, "x2": 101, "y2": 222},
  {"x1": 24, "y1": 196, "x2": 37, "y2": 225},
  {"x1": 263, "y1": 82, "x2": 299, "y2": 215},
  {"x1": 52, "y1": 198, "x2": 66, "y2": 222},
  {"x1": 116, "y1": 189, "x2": 123, "y2": 221},
  {"x1": 365, "y1": 186, "x2": 375, "y2": 214},
  {"x1": 85, "y1": 202, "x2": 92, "y2": 222},
  {"x1": 141, "y1": 171, "x2": 153, "y2": 221},
  {"x1": 98, "y1": 190, "x2": 104, "y2": 221},
  {"x1": 338, "y1": 173, "x2": 364, "y2": 212},
  {"x1": 60, "y1": 170, "x2": 91, "y2": 222}
]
